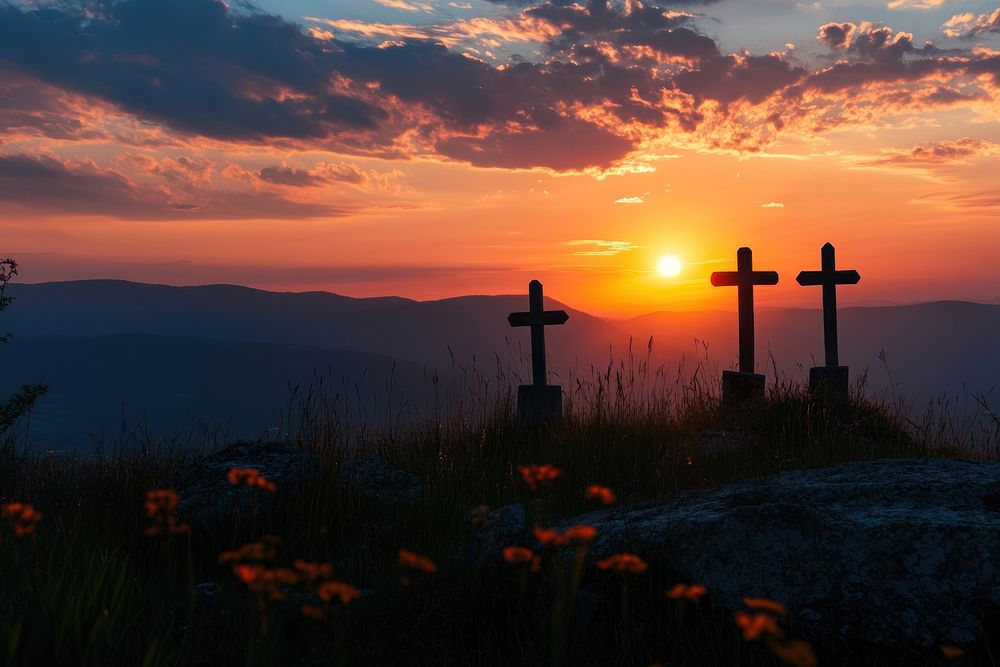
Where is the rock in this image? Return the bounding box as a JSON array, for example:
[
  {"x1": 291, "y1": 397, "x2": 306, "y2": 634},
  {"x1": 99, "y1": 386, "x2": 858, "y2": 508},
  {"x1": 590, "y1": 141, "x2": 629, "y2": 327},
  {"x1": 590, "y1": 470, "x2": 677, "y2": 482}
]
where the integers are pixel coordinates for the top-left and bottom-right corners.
[
  {"x1": 339, "y1": 457, "x2": 425, "y2": 505},
  {"x1": 476, "y1": 459, "x2": 1000, "y2": 647},
  {"x1": 466, "y1": 503, "x2": 527, "y2": 564},
  {"x1": 169, "y1": 441, "x2": 320, "y2": 525}
]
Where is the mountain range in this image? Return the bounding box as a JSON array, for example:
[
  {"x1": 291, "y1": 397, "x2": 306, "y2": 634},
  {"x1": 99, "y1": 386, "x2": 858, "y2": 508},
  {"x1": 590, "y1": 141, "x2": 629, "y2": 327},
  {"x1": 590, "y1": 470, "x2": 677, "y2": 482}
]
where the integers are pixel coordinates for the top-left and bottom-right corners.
[{"x1": 3, "y1": 280, "x2": 997, "y2": 452}]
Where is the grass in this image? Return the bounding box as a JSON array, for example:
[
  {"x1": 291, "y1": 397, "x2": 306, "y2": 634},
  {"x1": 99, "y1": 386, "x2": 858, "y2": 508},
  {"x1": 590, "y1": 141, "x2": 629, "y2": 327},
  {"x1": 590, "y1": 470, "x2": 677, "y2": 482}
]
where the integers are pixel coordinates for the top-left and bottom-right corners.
[{"x1": 1, "y1": 358, "x2": 998, "y2": 667}]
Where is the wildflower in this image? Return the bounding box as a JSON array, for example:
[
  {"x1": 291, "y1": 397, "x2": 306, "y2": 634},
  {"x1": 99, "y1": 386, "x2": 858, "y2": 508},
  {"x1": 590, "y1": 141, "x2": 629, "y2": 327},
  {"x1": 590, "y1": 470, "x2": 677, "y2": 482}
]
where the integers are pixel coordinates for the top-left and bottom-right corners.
[
  {"x1": 227, "y1": 468, "x2": 277, "y2": 493},
  {"x1": 584, "y1": 484, "x2": 616, "y2": 505},
  {"x1": 502, "y1": 546, "x2": 541, "y2": 573},
  {"x1": 1, "y1": 502, "x2": 42, "y2": 537},
  {"x1": 743, "y1": 597, "x2": 787, "y2": 616},
  {"x1": 232, "y1": 564, "x2": 299, "y2": 602},
  {"x1": 218, "y1": 537, "x2": 281, "y2": 565},
  {"x1": 468, "y1": 505, "x2": 490, "y2": 527},
  {"x1": 518, "y1": 464, "x2": 563, "y2": 491},
  {"x1": 735, "y1": 611, "x2": 785, "y2": 641},
  {"x1": 301, "y1": 604, "x2": 326, "y2": 621},
  {"x1": 398, "y1": 549, "x2": 437, "y2": 574},
  {"x1": 766, "y1": 638, "x2": 817, "y2": 667},
  {"x1": 939, "y1": 644, "x2": 966, "y2": 660},
  {"x1": 666, "y1": 583, "x2": 708, "y2": 602},
  {"x1": 144, "y1": 490, "x2": 189, "y2": 536},
  {"x1": 316, "y1": 580, "x2": 361, "y2": 605},
  {"x1": 596, "y1": 553, "x2": 648, "y2": 574},
  {"x1": 293, "y1": 559, "x2": 333, "y2": 584},
  {"x1": 532, "y1": 525, "x2": 597, "y2": 550}
]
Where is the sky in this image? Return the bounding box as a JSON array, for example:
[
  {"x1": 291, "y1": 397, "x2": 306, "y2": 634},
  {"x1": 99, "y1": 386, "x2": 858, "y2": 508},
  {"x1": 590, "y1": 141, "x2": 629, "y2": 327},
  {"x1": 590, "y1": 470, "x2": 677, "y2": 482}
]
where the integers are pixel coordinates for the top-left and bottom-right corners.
[{"x1": 1, "y1": 0, "x2": 999, "y2": 317}]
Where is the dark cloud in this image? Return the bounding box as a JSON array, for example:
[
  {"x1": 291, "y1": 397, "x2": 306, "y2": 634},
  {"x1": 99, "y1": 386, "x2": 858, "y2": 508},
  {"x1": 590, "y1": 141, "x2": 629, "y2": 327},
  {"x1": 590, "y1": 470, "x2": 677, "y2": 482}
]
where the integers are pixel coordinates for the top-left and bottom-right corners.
[
  {"x1": 259, "y1": 165, "x2": 325, "y2": 186},
  {"x1": 860, "y1": 138, "x2": 998, "y2": 167},
  {"x1": 0, "y1": 153, "x2": 344, "y2": 219},
  {"x1": 942, "y1": 9, "x2": 1000, "y2": 39}
]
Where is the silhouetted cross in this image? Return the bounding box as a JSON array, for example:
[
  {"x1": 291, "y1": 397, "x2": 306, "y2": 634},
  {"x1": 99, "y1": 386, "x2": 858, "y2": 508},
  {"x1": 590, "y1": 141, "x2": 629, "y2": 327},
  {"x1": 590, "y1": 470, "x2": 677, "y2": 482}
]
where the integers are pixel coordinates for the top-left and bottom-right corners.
[
  {"x1": 508, "y1": 280, "x2": 569, "y2": 387},
  {"x1": 711, "y1": 247, "x2": 779, "y2": 374},
  {"x1": 796, "y1": 242, "x2": 860, "y2": 367}
]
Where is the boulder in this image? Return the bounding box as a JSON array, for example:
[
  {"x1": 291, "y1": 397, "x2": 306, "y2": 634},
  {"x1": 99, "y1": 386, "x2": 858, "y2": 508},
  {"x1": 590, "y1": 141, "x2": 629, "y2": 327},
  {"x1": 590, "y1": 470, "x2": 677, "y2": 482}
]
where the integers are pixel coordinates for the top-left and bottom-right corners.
[
  {"x1": 476, "y1": 459, "x2": 1000, "y2": 647},
  {"x1": 339, "y1": 457, "x2": 425, "y2": 505},
  {"x1": 169, "y1": 441, "x2": 320, "y2": 525}
]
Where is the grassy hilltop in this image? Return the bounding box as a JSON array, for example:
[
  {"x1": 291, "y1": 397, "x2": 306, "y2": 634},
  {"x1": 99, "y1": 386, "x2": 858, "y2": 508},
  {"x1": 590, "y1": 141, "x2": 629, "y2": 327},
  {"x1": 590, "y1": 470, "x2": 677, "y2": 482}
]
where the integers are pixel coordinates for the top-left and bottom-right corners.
[{"x1": 2, "y1": 368, "x2": 998, "y2": 667}]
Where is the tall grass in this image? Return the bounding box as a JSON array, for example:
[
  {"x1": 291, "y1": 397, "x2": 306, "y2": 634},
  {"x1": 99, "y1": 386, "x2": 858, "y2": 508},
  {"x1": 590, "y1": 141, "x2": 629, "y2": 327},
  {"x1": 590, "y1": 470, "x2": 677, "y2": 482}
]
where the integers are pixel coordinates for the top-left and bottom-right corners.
[{"x1": 1, "y1": 354, "x2": 996, "y2": 666}]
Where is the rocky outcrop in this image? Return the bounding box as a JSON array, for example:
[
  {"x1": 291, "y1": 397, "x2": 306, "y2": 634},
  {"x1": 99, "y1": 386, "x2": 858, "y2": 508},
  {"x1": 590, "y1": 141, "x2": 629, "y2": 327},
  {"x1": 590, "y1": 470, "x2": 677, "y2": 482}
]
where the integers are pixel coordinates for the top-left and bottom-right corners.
[
  {"x1": 474, "y1": 459, "x2": 1000, "y2": 647},
  {"x1": 339, "y1": 457, "x2": 425, "y2": 505}
]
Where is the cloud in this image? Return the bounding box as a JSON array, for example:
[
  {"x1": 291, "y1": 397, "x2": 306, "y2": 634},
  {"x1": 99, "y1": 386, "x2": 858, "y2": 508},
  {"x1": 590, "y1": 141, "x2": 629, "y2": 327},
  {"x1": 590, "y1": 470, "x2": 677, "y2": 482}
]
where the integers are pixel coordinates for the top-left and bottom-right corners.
[
  {"x1": 942, "y1": 9, "x2": 1000, "y2": 39},
  {"x1": 0, "y1": 153, "x2": 346, "y2": 219},
  {"x1": 374, "y1": 0, "x2": 435, "y2": 12},
  {"x1": 0, "y1": 0, "x2": 998, "y2": 176},
  {"x1": 887, "y1": 0, "x2": 948, "y2": 10},
  {"x1": 860, "y1": 138, "x2": 1000, "y2": 166},
  {"x1": 613, "y1": 196, "x2": 645, "y2": 204},
  {"x1": 566, "y1": 239, "x2": 638, "y2": 255},
  {"x1": 760, "y1": 201, "x2": 785, "y2": 208}
]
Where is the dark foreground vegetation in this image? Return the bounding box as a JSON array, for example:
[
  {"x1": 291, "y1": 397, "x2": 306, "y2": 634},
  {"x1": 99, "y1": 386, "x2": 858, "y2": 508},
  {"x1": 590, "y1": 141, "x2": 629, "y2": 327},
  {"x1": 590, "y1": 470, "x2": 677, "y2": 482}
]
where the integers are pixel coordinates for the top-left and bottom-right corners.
[{"x1": 3, "y1": 362, "x2": 999, "y2": 667}]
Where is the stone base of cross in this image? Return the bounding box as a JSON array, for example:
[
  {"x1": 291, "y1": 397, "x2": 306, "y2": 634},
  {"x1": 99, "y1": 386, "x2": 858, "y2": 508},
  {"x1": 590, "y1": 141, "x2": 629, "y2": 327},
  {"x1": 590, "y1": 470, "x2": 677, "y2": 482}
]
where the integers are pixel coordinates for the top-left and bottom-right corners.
[
  {"x1": 516, "y1": 385, "x2": 563, "y2": 425},
  {"x1": 808, "y1": 366, "x2": 849, "y2": 400},
  {"x1": 722, "y1": 370, "x2": 765, "y2": 411}
]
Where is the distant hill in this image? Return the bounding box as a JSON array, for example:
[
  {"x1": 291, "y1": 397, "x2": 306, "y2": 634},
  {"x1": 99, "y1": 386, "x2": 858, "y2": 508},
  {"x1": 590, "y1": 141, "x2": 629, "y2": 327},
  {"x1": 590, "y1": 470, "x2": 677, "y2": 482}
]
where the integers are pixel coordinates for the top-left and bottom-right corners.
[
  {"x1": 4, "y1": 281, "x2": 1000, "y2": 453},
  {"x1": 0, "y1": 334, "x2": 433, "y2": 453}
]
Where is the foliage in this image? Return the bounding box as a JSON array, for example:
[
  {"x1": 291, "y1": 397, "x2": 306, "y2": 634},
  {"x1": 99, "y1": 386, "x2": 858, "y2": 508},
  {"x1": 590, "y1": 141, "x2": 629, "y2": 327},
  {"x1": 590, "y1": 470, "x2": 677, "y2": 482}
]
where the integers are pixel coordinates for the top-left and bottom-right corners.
[
  {"x1": 1, "y1": 375, "x2": 994, "y2": 666},
  {"x1": 0, "y1": 258, "x2": 48, "y2": 439}
]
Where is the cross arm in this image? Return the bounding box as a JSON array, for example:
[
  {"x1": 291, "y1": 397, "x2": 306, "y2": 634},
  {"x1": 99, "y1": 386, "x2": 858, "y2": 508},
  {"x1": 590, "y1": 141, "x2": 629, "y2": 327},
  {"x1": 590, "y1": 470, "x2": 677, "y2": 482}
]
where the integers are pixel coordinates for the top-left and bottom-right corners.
[
  {"x1": 796, "y1": 270, "x2": 861, "y2": 286},
  {"x1": 508, "y1": 310, "x2": 569, "y2": 327},
  {"x1": 710, "y1": 271, "x2": 739, "y2": 287}
]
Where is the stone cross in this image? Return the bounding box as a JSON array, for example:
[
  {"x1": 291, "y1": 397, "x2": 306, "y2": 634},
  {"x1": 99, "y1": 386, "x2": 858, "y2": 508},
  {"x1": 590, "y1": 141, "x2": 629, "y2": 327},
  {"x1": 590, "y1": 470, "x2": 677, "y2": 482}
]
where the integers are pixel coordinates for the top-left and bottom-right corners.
[
  {"x1": 508, "y1": 280, "x2": 569, "y2": 387},
  {"x1": 710, "y1": 247, "x2": 779, "y2": 374},
  {"x1": 508, "y1": 280, "x2": 569, "y2": 423},
  {"x1": 796, "y1": 242, "x2": 860, "y2": 396},
  {"x1": 796, "y1": 242, "x2": 860, "y2": 367}
]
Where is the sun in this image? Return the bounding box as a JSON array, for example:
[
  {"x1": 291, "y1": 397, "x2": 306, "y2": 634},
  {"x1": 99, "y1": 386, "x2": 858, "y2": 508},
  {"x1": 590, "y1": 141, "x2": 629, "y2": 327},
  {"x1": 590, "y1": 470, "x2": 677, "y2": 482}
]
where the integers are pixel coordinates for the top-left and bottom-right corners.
[{"x1": 657, "y1": 255, "x2": 683, "y2": 278}]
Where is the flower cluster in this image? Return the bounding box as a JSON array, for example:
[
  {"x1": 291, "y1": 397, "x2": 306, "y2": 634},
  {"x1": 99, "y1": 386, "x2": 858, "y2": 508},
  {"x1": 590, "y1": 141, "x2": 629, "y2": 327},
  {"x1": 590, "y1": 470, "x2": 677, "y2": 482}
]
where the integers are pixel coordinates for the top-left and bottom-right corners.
[
  {"x1": 144, "y1": 490, "x2": 189, "y2": 536},
  {"x1": 584, "y1": 484, "x2": 616, "y2": 505},
  {"x1": 227, "y1": 468, "x2": 277, "y2": 492},
  {"x1": 596, "y1": 553, "x2": 648, "y2": 575},
  {"x1": 518, "y1": 464, "x2": 562, "y2": 491},
  {"x1": 502, "y1": 546, "x2": 541, "y2": 573},
  {"x1": 532, "y1": 525, "x2": 597, "y2": 550},
  {"x1": 398, "y1": 548, "x2": 437, "y2": 587},
  {"x1": 665, "y1": 583, "x2": 707, "y2": 602},
  {"x1": 1, "y1": 502, "x2": 42, "y2": 537},
  {"x1": 735, "y1": 597, "x2": 816, "y2": 667},
  {"x1": 296, "y1": 560, "x2": 360, "y2": 621}
]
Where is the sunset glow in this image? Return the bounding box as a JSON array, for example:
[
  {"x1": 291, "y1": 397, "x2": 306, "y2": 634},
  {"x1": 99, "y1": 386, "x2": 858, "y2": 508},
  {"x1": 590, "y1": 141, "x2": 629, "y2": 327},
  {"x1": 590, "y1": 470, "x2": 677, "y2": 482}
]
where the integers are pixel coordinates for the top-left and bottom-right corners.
[
  {"x1": 657, "y1": 256, "x2": 683, "y2": 278},
  {"x1": 0, "y1": 0, "x2": 998, "y2": 316}
]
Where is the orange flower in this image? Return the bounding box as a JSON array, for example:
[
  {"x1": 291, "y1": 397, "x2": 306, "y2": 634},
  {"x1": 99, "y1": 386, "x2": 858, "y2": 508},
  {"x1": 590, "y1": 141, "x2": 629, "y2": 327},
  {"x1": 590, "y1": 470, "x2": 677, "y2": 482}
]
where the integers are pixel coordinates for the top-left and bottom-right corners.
[
  {"x1": 665, "y1": 583, "x2": 707, "y2": 601},
  {"x1": 316, "y1": 580, "x2": 361, "y2": 605},
  {"x1": 2, "y1": 502, "x2": 42, "y2": 537},
  {"x1": 767, "y1": 638, "x2": 817, "y2": 667},
  {"x1": 293, "y1": 559, "x2": 333, "y2": 583},
  {"x1": 502, "y1": 546, "x2": 541, "y2": 572},
  {"x1": 532, "y1": 525, "x2": 598, "y2": 550},
  {"x1": 596, "y1": 553, "x2": 648, "y2": 574},
  {"x1": 218, "y1": 536, "x2": 281, "y2": 565},
  {"x1": 398, "y1": 549, "x2": 437, "y2": 574},
  {"x1": 144, "y1": 490, "x2": 189, "y2": 536},
  {"x1": 518, "y1": 464, "x2": 563, "y2": 491},
  {"x1": 300, "y1": 604, "x2": 326, "y2": 621},
  {"x1": 735, "y1": 611, "x2": 785, "y2": 641},
  {"x1": 584, "y1": 485, "x2": 616, "y2": 505},
  {"x1": 468, "y1": 505, "x2": 490, "y2": 527},
  {"x1": 939, "y1": 644, "x2": 966, "y2": 660},
  {"x1": 227, "y1": 468, "x2": 277, "y2": 493},
  {"x1": 743, "y1": 597, "x2": 787, "y2": 616}
]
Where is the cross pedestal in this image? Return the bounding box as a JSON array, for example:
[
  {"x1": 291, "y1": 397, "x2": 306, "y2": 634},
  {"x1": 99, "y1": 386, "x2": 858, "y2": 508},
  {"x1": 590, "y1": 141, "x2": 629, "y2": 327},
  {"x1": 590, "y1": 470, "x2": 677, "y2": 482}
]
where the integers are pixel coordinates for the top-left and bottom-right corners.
[
  {"x1": 722, "y1": 370, "x2": 765, "y2": 410},
  {"x1": 809, "y1": 366, "x2": 849, "y2": 398},
  {"x1": 516, "y1": 385, "x2": 563, "y2": 425},
  {"x1": 711, "y1": 247, "x2": 779, "y2": 411},
  {"x1": 796, "y1": 243, "x2": 860, "y2": 402},
  {"x1": 508, "y1": 280, "x2": 569, "y2": 425}
]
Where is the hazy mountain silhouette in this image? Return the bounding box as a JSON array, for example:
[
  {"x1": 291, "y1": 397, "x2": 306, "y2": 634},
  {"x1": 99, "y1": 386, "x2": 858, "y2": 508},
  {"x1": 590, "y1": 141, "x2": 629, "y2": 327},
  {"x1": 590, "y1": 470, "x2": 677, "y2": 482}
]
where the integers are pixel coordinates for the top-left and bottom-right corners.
[{"x1": 6, "y1": 281, "x2": 1000, "y2": 452}]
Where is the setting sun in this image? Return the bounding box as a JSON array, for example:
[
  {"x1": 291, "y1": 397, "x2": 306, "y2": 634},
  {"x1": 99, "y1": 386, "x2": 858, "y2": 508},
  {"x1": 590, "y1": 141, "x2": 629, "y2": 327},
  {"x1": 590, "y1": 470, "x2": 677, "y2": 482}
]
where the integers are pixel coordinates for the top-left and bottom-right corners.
[{"x1": 657, "y1": 256, "x2": 683, "y2": 278}]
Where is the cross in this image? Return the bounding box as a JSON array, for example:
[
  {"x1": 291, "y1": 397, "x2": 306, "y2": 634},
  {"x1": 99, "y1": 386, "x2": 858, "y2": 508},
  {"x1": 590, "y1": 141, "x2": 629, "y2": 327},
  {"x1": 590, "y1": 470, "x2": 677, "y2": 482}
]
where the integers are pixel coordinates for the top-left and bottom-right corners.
[
  {"x1": 796, "y1": 242, "x2": 860, "y2": 367},
  {"x1": 711, "y1": 247, "x2": 779, "y2": 374},
  {"x1": 508, "y1": 280, "x2": 569, "y2": 387}
]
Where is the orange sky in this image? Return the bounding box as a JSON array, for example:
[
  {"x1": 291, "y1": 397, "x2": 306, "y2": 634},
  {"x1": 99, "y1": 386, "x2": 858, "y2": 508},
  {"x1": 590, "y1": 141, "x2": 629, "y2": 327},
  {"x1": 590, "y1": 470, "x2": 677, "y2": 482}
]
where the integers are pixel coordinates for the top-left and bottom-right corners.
[{"x1": 1, "y1": 0, "x2": 999, "y2": 318}]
